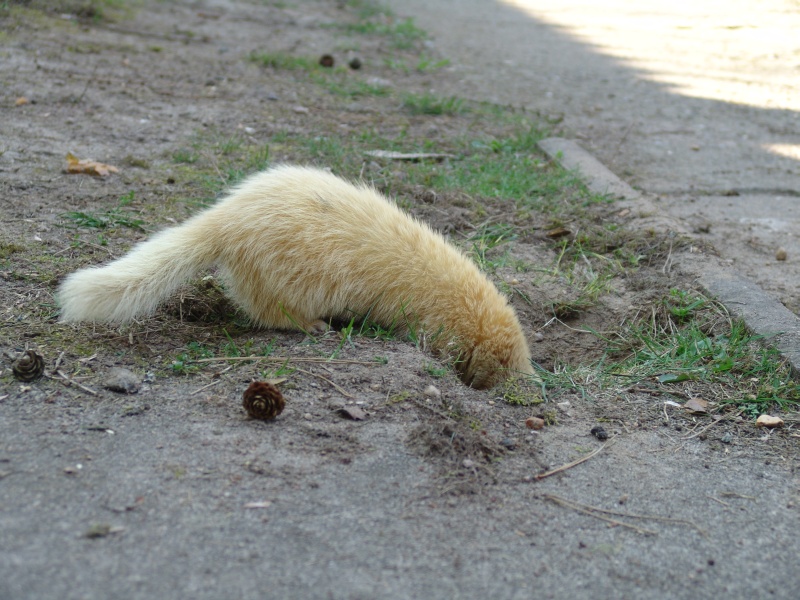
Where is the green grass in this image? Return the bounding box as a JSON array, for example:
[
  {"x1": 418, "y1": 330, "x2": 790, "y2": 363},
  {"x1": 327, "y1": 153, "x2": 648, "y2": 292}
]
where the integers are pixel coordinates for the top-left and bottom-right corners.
[
  {"x1": 402, "y1": 92, "x2": 464, "y2": 116},
  {"x1": 336, "y1": 17, "x2": 426, "y2": 50},
  {"x1": 62, "y1": 201, "x2": 145, "y2": 231},
  {"x1": 537, "y1": 290, "x2": 800, "y2": 418}
]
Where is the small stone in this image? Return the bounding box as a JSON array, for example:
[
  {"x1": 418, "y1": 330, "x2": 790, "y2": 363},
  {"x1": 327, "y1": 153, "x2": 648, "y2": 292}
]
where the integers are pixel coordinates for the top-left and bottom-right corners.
[
  {"x1": 499, "y1": 438, "x2": 516, "y2": 450},
  {"x1": 756, "y1": 414, "x2": 784, "y2": 428},
  {"x1": 423, "y1": 385, "x2": 441, "y2": 398},
  {"x1": 720, "y1": 432, "x2": 734, "y2": 444},
  {"x1": 366, "y1": 76, "x2": 392, "y2": 88},
  {"x1": 462, "y1": 458, "x2": 475, "y2": 469},
  {"x1": 775, "y1": 248, "x2": 788, "y2": 261},
  {"x1": 303, "y1": 413, "x2": 313, "y2": 420},
  {"x1": 591, "y1": 426, "x2": 609, "y2": 441},
  {"x1": 533, "y1": 332, "x2": 544, "y2": 342},
  {"x1": 348, "y1": 57, "x2": 362, "y2": 70},
  {"x1": 104, "y1": 367, "x2": 140, "y2": 394},
  {"x1": 525, "y1": 417, "x2": 545, "y2": 430}
]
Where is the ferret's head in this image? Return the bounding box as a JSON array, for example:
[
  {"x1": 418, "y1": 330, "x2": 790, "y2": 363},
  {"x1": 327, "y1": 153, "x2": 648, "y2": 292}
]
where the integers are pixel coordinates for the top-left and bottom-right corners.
[{"x1": 459, "y1": 331, "x2": 534, "y2": 390}]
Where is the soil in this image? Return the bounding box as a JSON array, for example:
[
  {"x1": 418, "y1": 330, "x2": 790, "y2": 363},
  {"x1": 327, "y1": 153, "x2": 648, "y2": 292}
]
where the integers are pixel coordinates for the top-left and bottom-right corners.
[{"x1": 1, "y1": 2, "x2": 799, "y2": 599}]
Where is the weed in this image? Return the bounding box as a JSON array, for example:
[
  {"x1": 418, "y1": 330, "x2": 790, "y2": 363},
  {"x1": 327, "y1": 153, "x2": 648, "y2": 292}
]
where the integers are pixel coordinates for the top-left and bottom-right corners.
[
  {"x1": 402, "y1": 92, "x2": 464, "y2": 116},
  {"x1": 423, "y1": 362, "x2": 448, "y2": 378},
  {"x1": 539, "y1": 291, "x2": 800, "y2": 418},
  {"x1": 330, "y1": 318, "x2": 357, "y2": 360},
  {"x1": 171, "y1": 341, "x2": 213, "y2": 375},
  {"x1": 498, "y1": 378, "x2": 543, "y2": 406},
  {"x1": 312, "y1": 73, "x2": 391, "y2": 98},
  {"x1": 336, "y1": 16, "x2": 426, "y2": 49},
  {"x1": 62, "y1": 206, "x2": 145, "y2": 231}
]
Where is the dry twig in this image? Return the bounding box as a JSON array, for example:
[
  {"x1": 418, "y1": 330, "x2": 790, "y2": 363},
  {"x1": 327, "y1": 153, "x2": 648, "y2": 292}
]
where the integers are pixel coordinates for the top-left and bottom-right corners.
[
  {"x1": 52, "y1": 370, "x2": 98, "y2": 396},
  {"x1": 544, "y1": 494, "x2": 657, "y2": 535},
  {"x1": 193, "y1": 355, "x2": 376, "y2": 366},
  {"x1": 544, "y1": 494, "x2": 707, "y2": 537},
  {"x1": 535, "y1": 438, "x2": 614, "y2": 480},
  {"x1": 294, "y1": 367, "x2": 354, "y2": 398}
]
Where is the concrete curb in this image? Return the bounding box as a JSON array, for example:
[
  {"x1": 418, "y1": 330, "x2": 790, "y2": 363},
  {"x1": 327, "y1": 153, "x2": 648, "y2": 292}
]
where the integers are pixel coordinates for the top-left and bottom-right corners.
[{"x1": 538, "y1": 137, "x2": 800, "y2": 376}]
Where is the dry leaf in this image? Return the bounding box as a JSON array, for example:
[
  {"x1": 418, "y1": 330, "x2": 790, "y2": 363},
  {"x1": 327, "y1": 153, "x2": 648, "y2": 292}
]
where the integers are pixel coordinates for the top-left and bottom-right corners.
[
  {"x1": 545, "y1": 227, "x2": 571, "y2": 239},
  {"x1": 65, "y1": 152, "x2": 120, "y2": 177},
  {"x1": 337, "y1": 406, "x2": 366, "y2": 421},
  {"x1": 683, "y1": 397, "x2": 708, "y2": 414}
]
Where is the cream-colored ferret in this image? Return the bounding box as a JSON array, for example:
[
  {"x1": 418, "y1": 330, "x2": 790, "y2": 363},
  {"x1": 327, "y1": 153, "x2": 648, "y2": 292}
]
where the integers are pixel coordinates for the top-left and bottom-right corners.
[{"x1": 58, "y1": 165, "x2": 533, "y2": 388}]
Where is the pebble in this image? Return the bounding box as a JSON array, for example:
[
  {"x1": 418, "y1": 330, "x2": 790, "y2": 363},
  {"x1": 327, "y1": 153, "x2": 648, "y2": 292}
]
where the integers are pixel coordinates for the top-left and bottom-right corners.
[
  {"x1": 525, "y1": 417, "x2": 545, "y2": 430},
  {"x1": 775, "y1": 248, "x2": 788, "y2": 261},
  {"x1": 499, "y1": 438, "x2": 516, "y2": 450},
  {"x1": 423, "y1": 385, "x2": 441, "y2": 398},
  {"x1": 104, "y1": 367, "x2": 140, "y2": 394},
  {"x1": 756, "y1": 414, "x2": 784, "y2": 428}
]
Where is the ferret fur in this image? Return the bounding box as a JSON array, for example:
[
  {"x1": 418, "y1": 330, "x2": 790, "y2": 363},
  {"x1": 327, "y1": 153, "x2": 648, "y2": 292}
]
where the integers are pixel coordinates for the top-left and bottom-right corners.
[{"x1": 58, "y1": 165, "x2": 533, "y2": 389}]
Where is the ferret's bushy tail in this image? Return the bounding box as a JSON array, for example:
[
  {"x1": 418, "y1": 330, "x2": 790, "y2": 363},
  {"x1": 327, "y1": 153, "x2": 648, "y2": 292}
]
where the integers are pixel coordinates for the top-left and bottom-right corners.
[{"x1": 58, "y1": 215, "x2": 217, "y2": 323}]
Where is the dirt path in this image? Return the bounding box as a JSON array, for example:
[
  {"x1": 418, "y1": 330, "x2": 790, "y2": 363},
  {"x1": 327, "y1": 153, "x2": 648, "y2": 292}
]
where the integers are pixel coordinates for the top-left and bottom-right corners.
[
  {"x1": 387, "y1": 0, "x2": 800, "y2": 314},
  {"x1": 1, "y1": 2, "x2": 799, "y2": 599}
]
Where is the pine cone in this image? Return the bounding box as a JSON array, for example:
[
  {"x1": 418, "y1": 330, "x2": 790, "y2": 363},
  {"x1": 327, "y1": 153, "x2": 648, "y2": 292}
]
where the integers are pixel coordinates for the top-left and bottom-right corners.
[
  {"x1": 12, "y1": 350, "x2": 45, "y2": 381},
  {"x1": 243, "y1": 381, "x2": 285, "y2": 420}
]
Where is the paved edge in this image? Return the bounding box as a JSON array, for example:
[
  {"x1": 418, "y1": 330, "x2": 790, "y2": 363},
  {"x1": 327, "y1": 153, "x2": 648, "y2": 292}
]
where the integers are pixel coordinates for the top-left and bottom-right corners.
[{"x1": 538, "y1": 137, "x2": 800, "y2": 376}]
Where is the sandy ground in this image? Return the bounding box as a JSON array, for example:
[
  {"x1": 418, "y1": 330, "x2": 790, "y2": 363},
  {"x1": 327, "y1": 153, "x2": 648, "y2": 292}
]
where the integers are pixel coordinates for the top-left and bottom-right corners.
[{"x1": 1, "y1": 1, "x2": 800, "y2": 599}]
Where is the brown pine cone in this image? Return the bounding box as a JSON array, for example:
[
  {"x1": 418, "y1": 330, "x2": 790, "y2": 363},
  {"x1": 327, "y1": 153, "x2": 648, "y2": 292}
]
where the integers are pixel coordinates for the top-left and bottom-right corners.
[
  {"x1": 12, "y1": 350, "x2": 45, "y2": 381},
  {"x1": 243, "y1": 381, "x2": 285, "y2": 420}
]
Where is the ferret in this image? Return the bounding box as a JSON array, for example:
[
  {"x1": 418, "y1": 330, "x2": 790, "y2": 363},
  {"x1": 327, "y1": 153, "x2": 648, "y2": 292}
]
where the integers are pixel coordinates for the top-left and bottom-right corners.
[{"x1": 58, "y1": 165, "x2": 533, "y2": 389}]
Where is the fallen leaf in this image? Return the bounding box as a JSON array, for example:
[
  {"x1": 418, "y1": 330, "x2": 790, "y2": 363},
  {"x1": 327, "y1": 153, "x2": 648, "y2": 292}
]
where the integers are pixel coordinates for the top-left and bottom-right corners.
[
  {"x1": 65, "y1": 152, "x2": 120, "y2": 177},
  {"x1": 683, "y1": 397, "x2": 708, "y2": 414},
  {"x1": 545, "y1": 227, "x2": 571, "y2": 239},
  {"x1": 337, "y1": 406, "x2": 366, "y2": 421}
]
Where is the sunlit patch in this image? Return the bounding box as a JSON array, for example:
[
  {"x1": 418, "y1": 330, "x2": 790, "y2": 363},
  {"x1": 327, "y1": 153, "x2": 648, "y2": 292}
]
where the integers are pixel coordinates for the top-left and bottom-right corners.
[
  {"x1": 764, "y1": 144, "x2": 800, "y2": 161},
  {"x1": 501, "y1": 0, "x2": 800, "y2": 111}
]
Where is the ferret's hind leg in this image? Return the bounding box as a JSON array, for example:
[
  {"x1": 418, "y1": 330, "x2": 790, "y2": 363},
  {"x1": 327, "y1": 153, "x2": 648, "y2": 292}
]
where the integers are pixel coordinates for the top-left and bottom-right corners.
[{"x1": 243, "y1": 299, "x2": 328, "y2": 336}]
